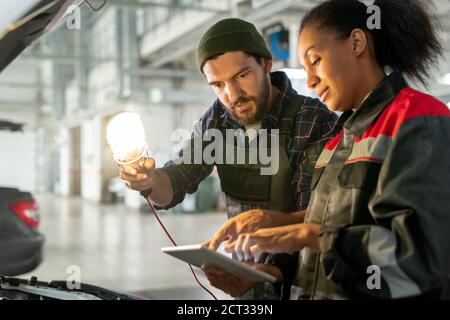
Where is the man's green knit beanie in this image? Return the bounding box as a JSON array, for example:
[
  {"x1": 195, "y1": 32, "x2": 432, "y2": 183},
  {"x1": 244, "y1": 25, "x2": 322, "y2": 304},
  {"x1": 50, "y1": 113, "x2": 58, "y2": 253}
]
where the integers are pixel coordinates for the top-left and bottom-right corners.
[{"x1": 196, "y1": 18, "x2": 272, "y2": 72}]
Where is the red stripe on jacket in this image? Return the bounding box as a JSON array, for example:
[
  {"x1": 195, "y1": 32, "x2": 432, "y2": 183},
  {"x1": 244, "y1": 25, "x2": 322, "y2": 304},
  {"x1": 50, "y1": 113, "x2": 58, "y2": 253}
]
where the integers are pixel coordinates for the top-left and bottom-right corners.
[{"x1": 324, "y1": 87, "x2": 450, "y2": 151}]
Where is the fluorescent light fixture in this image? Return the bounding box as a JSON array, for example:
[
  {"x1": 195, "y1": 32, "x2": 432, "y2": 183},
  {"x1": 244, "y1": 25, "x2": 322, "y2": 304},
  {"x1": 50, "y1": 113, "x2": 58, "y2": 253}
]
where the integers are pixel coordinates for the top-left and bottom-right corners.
[{"x1": 281, "y1": 68, "x2": 307, "y2": 81}]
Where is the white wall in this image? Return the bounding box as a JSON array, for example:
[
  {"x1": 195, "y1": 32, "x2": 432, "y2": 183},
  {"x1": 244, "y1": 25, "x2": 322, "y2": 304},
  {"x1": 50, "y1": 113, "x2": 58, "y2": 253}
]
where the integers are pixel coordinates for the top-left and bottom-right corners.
[
  {"x1": 0, "y1": 130, "x2": 36, "y2": 192},
  {"x1": 65, "y1": 80, "x2": 79, "y2": 117},
  {"x1": 140, "y1": 105, "x2": 173, "y2": 164},
  {"x1": 57, "y1": 118, "x2": 103, "y2": 201},
  {"x1": 88, "y1": 62, "x2": 119, "y2": 111},
  {"x1": 124, "y1": 188, "x2": 141, "y2": 209},
  {"x1": 0, "y1": 110, "x2": 37, "y2": 192},
  {"x1": 81, "y1": 117, "x2": 102, "y2": 202},
  {"x1": 57, "y1": 128, "x2": 70, "y2": 196}
]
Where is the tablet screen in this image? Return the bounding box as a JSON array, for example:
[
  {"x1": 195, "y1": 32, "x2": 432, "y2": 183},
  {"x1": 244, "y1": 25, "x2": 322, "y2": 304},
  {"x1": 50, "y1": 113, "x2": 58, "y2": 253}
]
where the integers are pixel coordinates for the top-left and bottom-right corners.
[{"x1": 162, "y1": 244, "x2": 277, "y2": 282}]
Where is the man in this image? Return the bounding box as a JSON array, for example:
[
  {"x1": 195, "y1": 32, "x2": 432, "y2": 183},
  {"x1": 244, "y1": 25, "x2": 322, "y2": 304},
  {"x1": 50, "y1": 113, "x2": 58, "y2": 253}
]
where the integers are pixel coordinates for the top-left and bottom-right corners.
[{"x1": 119, "y1": 18, "x2": 337, "y2": 299}]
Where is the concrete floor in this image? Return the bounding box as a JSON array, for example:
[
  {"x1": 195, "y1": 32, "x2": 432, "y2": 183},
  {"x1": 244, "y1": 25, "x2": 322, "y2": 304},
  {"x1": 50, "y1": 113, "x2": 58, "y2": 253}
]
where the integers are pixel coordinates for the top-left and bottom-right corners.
[{"x1": 22, "y1": 194, "x2": 231, "y2": 300}]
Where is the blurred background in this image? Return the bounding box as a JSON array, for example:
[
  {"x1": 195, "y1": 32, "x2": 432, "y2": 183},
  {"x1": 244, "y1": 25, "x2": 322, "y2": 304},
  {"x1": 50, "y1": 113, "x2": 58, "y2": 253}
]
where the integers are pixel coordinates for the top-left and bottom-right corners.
[{"x1": 0, "y1": 0, "x2": 449, "y2": 299}]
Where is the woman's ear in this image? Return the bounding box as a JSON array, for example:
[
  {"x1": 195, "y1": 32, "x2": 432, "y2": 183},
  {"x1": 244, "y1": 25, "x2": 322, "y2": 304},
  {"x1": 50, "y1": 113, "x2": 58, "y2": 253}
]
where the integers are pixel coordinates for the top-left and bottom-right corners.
[{"x1": 350, "y1": 28, "x2": 368, "y2": 57}]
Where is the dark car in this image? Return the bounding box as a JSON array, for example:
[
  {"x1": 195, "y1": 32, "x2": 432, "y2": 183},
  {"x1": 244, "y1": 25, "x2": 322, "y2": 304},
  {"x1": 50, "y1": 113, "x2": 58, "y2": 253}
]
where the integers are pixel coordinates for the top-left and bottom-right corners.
[{"x1": 0, "y1": 187, "x2": 44, "y2": 275}]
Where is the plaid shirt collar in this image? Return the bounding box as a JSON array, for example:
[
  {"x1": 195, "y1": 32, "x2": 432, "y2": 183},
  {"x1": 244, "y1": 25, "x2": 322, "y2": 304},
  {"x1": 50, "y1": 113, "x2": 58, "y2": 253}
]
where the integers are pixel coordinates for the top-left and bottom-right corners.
[{"x1": 218, "y1": 71, "x2": 296, "y2": 130}]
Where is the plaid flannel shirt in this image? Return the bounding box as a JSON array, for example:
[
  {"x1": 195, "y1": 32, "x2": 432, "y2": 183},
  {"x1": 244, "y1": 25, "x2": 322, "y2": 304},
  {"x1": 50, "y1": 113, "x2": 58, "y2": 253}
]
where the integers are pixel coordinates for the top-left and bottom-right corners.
[{"x1": 159, "y1": 71, "x2": 337, "y2": 211}]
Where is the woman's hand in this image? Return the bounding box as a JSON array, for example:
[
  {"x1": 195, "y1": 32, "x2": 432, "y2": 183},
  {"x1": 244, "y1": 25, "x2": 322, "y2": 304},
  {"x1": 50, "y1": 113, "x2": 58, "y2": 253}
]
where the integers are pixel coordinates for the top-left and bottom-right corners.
[
  {"x1": 224, "y1": 223, "x2": 322, "y2": 262},
  {"x1": 204, "y1": 209, "x2": 305, "y2": 250}
]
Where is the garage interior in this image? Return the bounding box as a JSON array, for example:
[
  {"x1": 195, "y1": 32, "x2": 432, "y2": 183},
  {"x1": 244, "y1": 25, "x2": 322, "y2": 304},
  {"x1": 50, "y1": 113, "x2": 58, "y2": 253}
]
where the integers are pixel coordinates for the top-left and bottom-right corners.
[{"x1": 1, "y1": 0, "x2": 449, "y2": 300}]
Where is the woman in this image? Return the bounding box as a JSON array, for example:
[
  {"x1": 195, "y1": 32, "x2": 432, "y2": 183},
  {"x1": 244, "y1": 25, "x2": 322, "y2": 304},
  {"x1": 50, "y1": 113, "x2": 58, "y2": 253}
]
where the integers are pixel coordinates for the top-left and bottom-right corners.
[{"x1": 210, "y1": 0, "x2": 450, "y2": 299}]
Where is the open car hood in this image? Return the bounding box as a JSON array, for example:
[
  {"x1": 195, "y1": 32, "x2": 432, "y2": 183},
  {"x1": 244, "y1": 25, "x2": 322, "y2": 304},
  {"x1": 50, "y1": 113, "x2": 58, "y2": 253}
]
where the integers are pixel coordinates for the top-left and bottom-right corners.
[{"x1": 0, "y1": 0, "x2": 83, "y2": 73}]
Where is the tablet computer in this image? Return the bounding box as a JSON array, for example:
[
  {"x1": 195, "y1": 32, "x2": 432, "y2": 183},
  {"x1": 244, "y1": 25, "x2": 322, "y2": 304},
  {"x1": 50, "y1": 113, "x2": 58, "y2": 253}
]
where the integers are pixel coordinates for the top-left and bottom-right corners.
[{"x1": 161, "y1": 244, "x2": 277, "y2": 283}]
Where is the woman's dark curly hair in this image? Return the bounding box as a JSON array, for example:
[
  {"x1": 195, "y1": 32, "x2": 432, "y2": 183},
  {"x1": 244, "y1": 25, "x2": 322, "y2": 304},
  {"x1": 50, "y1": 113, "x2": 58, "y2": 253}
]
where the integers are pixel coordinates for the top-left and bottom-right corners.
[{"x1": 300, "y1": 0, "x2": 443, "y2": 86}]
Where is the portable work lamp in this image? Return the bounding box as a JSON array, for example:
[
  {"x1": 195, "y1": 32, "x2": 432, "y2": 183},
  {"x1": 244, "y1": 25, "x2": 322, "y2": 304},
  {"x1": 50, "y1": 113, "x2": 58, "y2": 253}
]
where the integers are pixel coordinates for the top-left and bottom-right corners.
[
  {"x1": 105, "y1": 111, "x2": 217, "y2": 300},
  {"x1": 106, "y1": 112, "x2": 148, "y2": 166}
]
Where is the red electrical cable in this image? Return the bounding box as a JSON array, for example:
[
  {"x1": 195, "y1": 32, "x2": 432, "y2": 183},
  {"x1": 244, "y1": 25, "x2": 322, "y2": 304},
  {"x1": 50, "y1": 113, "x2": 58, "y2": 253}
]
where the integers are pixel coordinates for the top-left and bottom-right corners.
[{"x1": 145, "y1": 197, "x2": 218, "y2": 300}]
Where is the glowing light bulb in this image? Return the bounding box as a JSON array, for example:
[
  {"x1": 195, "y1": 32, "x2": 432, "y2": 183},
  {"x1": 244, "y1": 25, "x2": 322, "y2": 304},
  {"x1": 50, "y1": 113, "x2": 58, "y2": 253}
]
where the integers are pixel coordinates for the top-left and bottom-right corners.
[{"x1": 106, "y1": 112, "x2": 148, "y2": 165}]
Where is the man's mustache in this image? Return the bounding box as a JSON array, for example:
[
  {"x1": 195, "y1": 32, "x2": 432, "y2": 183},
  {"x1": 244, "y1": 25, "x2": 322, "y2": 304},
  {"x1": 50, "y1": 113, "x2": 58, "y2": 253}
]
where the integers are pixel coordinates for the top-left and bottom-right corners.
[{"x1": 231, "y1": 97, "x2": 255, "y2": 110}]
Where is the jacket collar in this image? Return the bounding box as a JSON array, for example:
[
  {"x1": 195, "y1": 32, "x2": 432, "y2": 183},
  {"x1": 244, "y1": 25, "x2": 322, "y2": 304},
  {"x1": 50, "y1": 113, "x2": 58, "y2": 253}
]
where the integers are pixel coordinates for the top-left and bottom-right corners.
[{"x1": 343, "y1": 72, "x2": 408, "y2": 138}]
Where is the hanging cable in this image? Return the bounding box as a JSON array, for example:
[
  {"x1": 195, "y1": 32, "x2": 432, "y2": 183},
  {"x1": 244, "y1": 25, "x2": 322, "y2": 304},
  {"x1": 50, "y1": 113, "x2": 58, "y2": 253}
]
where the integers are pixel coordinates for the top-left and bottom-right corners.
[{"x1": 144, "y1": 197, "x2": 218, "y2": 300}]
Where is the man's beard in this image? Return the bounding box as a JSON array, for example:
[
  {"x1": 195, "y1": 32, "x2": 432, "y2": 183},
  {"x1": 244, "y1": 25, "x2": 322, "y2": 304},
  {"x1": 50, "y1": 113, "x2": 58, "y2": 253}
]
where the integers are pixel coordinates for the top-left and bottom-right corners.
[{"x1": 228, "y1": 80, "x2": 271, "y2": 127}]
